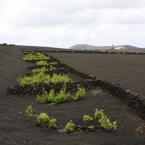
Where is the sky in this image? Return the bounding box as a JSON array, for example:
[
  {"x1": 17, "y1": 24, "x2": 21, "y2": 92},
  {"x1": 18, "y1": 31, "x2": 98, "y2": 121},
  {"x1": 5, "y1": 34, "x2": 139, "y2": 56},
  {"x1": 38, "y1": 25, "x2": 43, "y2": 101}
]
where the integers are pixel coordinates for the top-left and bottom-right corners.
[{"x1": 0, "y1": 0, "x2": 145, "y2": 48}]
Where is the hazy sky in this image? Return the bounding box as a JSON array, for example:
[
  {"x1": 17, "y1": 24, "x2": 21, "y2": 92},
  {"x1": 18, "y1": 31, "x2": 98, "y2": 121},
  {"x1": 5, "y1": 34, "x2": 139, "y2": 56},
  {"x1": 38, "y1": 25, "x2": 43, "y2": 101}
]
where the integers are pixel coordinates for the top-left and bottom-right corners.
[{"x1": 0, "y1": 0, "x2": 145, "y2": 48}]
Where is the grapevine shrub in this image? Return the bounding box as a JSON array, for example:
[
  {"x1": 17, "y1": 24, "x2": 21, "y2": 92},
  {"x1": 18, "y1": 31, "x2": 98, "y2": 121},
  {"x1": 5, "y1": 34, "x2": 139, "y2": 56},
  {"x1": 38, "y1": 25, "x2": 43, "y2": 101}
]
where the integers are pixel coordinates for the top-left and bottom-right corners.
[
  {"x1": 17, "y1": 73, "x2": 71, "y2": 86},
  {"x1": 37, "y1": 84, "x2": 86, "y2": 104},
  {"x1": 99, "y1": 117, "x2": 117, "y2": 131},
  {"x1": 26, "y1": 105, "x2": 33, "y2": 117},
  {"x1": 83, "y1": 115, "x2": 93, "y2": 123},
  {"x1": 95, "y1": 109, "x2": 117, "y2": 131},
  {"x1": 36, "y1": 61, "x2": 48, "y2": 66},
  {"x1": 64, "y1": 120, "x2": 75, "y2": 133},
  {"x1": 23, "y1": 52, "x2": 50, "y2": 60},
  {"x1": 26, "y1": 106, "x2": 57, "y2": 129},
  {"x1": 73, "y1": 85, "x2": 86, "y2": 100},
  {"x1": 36, "y1": 112, "x2": 50, "y2": 125},
  {"x1": 32, "y1": 67, "x2": 48, "y2": 74}
]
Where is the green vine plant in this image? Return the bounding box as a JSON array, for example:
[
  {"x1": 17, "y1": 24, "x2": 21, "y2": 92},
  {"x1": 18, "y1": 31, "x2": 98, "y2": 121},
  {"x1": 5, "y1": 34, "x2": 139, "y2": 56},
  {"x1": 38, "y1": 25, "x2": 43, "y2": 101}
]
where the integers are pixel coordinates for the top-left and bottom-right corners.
[
  {"x1": 49, "y1": 62, "x2": 58, "y2": 65},
  {"x1": 64, "y1": 120, "x2": 75, "y2": 133},
  {"x1": 99, "y1": 117, "x2": 117, "y2": 131},
  {"x1": 36, "y1": 60, "x2": 48, "y2": 66},
  {"x1": 26, "y1": 105, "x2": 33, "y2": 117},
  {"x1": 83, "y1": 115, "x2": 93, "y2": 124},
  {"x1": 88, "y1": 125, "x2": 95, "y2": 130},
  {"x1": 94, "y1": 109, "x2": 117, "y2": 131},
  {"x1": 82, "y1": 115, "x2": 96, "y2": 131},
  {"x1": 64, "y1": 109, "x2": 117, "y2": 133},
  {"x1": 23, "y1": 52, "x2": 50, "y2": 61},
  {"x1": 94, "y1": 109, "x2": 106, "y2": 119},
  {"x1": 17, "y1": 72, "x2": 71, "y2": 86},
  {"x1": 81, "y1": 109, "x2": 117, "y2": 132},
  {"x1": 26, "y1": 106, "x2": 117, "y2": 133},
  {"x1": 31, "y1": 66, "x2": 56, "y2": 75},
  {"x1": 26, "y1": 105, "x2": 57, "y2": 129},
  {"x1": 72, "y1": 85, "x2": 86, "y2": 100},
  {"x1": 32, "y1": 67, "x2": 48, "y2": 74},
  {"x1": 49, "y1": 65, "x2": 56, "y2": 71},
  {"x1": 37, "y1": 84, "x2": 86, "y2": 105}
]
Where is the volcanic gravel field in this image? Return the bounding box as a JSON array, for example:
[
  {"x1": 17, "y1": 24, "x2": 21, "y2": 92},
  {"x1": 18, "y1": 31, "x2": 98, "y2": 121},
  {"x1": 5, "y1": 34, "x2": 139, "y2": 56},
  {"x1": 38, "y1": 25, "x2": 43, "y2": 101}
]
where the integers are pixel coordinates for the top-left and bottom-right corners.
[
  {"x1": 47, "y1": 52, "x2": 145, "y2": 96},
  {"x1": 0, "y1": 46, "x2": 145, "y2": 145}
]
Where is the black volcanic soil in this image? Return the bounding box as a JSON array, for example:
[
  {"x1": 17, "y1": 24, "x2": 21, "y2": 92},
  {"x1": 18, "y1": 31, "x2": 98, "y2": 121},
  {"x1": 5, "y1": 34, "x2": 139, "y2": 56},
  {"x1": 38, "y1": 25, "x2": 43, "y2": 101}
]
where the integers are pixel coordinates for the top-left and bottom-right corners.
[
  {"x1": 47, "y1": 52, "x2": 145, "y2": 96},
  {"x1": 0, "y1": 46, "x2": 145, "y2": 145}
]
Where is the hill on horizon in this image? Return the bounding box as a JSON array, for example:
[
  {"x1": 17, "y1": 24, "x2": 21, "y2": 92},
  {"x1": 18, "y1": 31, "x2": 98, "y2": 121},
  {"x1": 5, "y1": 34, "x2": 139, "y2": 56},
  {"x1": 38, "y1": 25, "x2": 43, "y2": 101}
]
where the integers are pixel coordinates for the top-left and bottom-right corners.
[
  {"x1": 1, "y1": 43, "x2": 145, "y2": 52},
  {"x1": 69, "y1": 44, "x2": 112, "y2": 50},
  {"x1": 68, "y1": 44, "x2": 145, "y2": 52}
]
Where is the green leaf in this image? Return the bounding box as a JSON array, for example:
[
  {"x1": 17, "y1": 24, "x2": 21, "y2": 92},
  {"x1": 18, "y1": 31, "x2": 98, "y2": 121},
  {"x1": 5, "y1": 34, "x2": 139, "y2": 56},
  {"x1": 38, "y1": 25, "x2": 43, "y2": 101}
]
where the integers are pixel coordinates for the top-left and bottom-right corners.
[
  {"x1": 36, "y1": 112, "x2": 50, "y2": 125},
  {"x1": 64, "y1": 120, "x2": 75, "y2": 133},
  {"x1": 99, "y1": 117, "x2": 117, "y2": 131},
  {"x1": 26, "y1": 105, "x2": 33, "y2": 117},
  {"x1": 83, "y1": 115, "x2": 93, "y2": 123},
  {"x1": 48, "y1": 118, "x2": 57, "y2": 129},
  {"x1": 94, "y1": 109, "x2": 105, "y2": 119}
]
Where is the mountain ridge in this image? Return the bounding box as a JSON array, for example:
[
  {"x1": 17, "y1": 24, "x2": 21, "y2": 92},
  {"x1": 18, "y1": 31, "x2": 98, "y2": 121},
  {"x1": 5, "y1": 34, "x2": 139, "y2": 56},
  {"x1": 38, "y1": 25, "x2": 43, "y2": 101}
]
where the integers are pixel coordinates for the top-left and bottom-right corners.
[{"x1": 68, "y1": 44, "x2": 145, "y2": 52}]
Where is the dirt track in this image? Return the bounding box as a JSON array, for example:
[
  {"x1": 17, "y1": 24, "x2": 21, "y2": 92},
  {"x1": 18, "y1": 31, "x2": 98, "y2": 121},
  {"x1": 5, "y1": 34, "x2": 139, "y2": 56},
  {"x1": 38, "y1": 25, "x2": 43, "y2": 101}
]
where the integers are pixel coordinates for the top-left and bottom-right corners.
[{"x1": 0, "y1": 46, "x2": 145, "y2": 145}]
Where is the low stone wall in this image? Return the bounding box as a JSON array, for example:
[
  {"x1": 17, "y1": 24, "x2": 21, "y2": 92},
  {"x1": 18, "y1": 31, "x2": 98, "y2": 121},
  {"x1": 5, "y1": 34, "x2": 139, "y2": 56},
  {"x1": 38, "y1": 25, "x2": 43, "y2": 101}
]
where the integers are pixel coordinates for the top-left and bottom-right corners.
[
  {"x1": 47, "y1": 55, "x2": 145, "y2": 120},
  {"x1": 7, "y1": 80, "x2": 95, "y2": 95}
]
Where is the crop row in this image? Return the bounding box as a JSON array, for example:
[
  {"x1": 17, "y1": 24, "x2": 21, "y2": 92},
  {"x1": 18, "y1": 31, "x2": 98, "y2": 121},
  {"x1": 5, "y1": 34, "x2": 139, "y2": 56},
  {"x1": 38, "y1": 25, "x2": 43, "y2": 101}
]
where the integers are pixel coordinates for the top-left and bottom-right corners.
[
  {"x1": 17, "y1": 72, "x2": 71, "y2": 86},
  {"x1": 26, "y1": 105, "x2": 116, "y2": 132},
  {"x1": 37, "y1": 84, "x2": 85, "y2": 105}
]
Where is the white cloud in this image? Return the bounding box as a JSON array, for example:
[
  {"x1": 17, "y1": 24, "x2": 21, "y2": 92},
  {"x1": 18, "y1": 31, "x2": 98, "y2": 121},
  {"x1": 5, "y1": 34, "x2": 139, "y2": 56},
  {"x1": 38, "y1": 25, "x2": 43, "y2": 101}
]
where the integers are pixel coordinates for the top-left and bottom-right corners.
[{"x1": 0, "y1": 0, "x2": 145, "y2": 48}]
